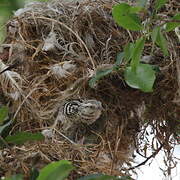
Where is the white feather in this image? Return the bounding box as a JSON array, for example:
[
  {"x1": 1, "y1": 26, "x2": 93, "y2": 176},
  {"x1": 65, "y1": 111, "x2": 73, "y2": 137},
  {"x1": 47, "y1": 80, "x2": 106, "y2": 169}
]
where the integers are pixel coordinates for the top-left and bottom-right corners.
[
  {"x1": 42, "y1": 31, "x2": 57, "y2": 51},
  {"x1": 0, "y1": 60, "x2": 23, "y2": 99},
  {"x1": 50, "y1": 61, "x2": 76, "y2": 78}
]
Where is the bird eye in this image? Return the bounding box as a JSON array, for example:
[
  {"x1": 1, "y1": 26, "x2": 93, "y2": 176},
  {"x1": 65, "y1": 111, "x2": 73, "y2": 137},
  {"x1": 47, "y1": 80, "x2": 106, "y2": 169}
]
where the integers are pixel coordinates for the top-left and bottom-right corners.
[{"x1": 89, "y1": 105, "x2": 94, "y2": 109}]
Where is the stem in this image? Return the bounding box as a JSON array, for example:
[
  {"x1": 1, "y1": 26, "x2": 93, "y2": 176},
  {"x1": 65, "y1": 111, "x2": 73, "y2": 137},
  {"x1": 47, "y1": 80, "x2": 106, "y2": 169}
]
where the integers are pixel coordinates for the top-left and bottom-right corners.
[
  {"x1": 0, "y1": 135, "x2": 10, "y2": 148},
  {"x1": 128, "y1": 143, "x2": 164, "y2": 170}
]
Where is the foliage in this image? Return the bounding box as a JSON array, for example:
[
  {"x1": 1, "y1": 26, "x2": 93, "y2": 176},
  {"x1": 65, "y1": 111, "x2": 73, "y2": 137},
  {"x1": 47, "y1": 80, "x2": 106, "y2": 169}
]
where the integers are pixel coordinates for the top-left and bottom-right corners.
[
  {"x1": 30, "y1": 168, "x2": 39, "y2": 180},
  {"x1": 112, "y1": 3, "x2": 143, "y2": 31},
  {"x1": 0, "y1": 0, "x2": 23, "y2": 42},
  {"x1": 0, "y1": 106, "x2": 12, "y2": 146},
  {"x1": 5, "y1": 132, "x2": 44, "y2": 145},
  {"x1": 124, "y1": 63, "x2": 155, "y2": 92},
  {"x1": 2, "y1": 160, "x2": 131, "y2": 180},
  {"x1": 0, "y1": 120, "x2": 12, "y2": 135},
  {"x1": 0, "y1": 107, "x2": 44, "y2": 146},
  {"x1": 3, "y1": 174, "x2": 23, "y2": 180},
  {"x1": 77, "y1": 174, "x2": 131, "y2": 180},
  {"x1": 89, "y1": 52, "x2": 124, "y2": 88},
  {"x1": 0, "y1": 106, "x2": 8, "y2": 125},
  {"x1": 37, "y1": 160, "x2": 74, "y2": 180},
  {"x1": 165, "y1": 13, "x2": 180, "y2": 32},
  {"x1": 154, "y1": 0, "x2": 168, "y2": 10},
  {"x1": 152, "y1": 27, "x2": 169, "y2": 56},
  {"x1": 90, "y1": 0, "x2": 180, "y2": 92}
]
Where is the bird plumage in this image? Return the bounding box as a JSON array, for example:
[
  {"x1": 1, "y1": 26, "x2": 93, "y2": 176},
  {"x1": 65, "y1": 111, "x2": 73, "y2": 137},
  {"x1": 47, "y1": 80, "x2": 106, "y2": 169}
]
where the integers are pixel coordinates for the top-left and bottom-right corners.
[{"x1": 54, "y1": 99, "x2": 102, "y2": 137}]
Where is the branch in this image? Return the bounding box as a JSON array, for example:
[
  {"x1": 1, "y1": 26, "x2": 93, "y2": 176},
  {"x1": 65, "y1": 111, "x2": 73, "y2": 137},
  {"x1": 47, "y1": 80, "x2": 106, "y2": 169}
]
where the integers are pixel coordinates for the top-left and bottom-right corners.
[{"x1": 128, "y1": 143, "x2": 164, "y2": 170}]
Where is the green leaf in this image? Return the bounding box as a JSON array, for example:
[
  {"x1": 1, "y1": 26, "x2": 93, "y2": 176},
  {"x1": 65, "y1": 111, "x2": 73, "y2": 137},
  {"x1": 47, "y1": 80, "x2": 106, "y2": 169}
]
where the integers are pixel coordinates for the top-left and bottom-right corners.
[
  {"x1": 151, "y1": 27, "x2": 159, "y2": 43},
  {"x1": 4, "y1": 174, "x2": 23, "y2": 180},
  {"x1": 155, "y1": 0, "x2": 168, "y2": 10},
  {"x1": 131, "y1": 37, "x2": 146, "y2": 71},
  {"x1": 30, "y1": 168, "x2": 39, "y2": 180},
  {"x1": 151, "y1": 27, "x2": 168, "y2": 56},
  {"x1": 5, "y1": 132, "x2": 44, "y2": 145},
  {"x1": 0, "y1": 106, "x2": 8, "y2": 125},
  {"x1": 124, "y1": 43, "x2": 134, "y2": 62},
  {"x1": 89, "y1": 52, "x2": 125, "y2": 88},
  {"x1": 37, "y1": 160, "x2": 74, "y2": 180},
  {"x1": 166, "y1": 22, "x2": 180, "y2": 32},
  {"x1": 166, "y1": 13, "x2": 180, "y2": 32},
  {"x1": 89, "y1": 52, "x2": 124, "y2": 88},
  {"x1": 115, "y1": 52, "x2": 124, "y2": 66},
  {"x1": 89, "y1": 67, "x2": 114, "y2": 88},
  {"x1": 0, "y1": 120, "x2": 12, "y2": 135},
  {"x1": 77, "y1": 174, "x2": 131, "y2": 180},
  {"x1": 118, "y1": 177, "x2": 131, "y2": 180},
  {"x1": 112, "y1": 3, "x2": 143, "y2": 31},
  {"x1": 124, "y1": 63, "x2": 156, "y2": 92},
  {"x1": 173, "y1": 13, "x2": 180, "y2": 20},
  {"x1": 77, "y1": 174, "x2": 119, "y2": 180},
  {"x1": 129, "y1": 6, "x2": 144, "y2": 14},
  {"x1": 151, "y1": 65, "x2": 161, "y2": 73}
]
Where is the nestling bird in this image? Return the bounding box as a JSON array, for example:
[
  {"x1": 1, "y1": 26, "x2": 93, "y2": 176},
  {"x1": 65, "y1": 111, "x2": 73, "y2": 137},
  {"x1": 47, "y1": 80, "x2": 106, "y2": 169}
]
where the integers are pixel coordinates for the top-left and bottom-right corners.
[{"x1": 54, "y1": 99, "x2": 103, "y2": 138}]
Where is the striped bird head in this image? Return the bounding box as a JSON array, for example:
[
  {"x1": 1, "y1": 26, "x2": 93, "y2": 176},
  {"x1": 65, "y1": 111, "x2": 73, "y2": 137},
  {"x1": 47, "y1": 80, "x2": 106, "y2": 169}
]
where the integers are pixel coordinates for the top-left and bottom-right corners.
[
  {"x1": 63, "y1": 99, "x2": 82, "y2": 116},
  {"x1": 78, "y1": 99, "x2": 102, "y2": 124}
]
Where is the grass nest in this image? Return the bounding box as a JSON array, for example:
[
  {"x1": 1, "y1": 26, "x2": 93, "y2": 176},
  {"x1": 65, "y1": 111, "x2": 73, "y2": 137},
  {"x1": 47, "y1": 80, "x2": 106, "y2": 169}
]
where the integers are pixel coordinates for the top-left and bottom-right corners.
[{"x1": 0, "y1": 0, "x2": 179, "y2": 179}]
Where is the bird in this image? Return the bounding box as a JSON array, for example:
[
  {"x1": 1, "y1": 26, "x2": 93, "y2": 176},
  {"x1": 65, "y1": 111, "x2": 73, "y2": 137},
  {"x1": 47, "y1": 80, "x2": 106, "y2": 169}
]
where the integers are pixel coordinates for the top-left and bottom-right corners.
[{"x1": 53, "y1": 99, "x2": 103, "y2": 138}]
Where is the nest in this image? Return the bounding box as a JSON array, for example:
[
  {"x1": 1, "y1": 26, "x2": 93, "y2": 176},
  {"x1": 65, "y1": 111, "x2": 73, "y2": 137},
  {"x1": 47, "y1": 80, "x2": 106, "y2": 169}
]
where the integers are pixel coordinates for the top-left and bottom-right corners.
[{"x1": 0, "y1": 0, "x2": 179, "y2": 179}]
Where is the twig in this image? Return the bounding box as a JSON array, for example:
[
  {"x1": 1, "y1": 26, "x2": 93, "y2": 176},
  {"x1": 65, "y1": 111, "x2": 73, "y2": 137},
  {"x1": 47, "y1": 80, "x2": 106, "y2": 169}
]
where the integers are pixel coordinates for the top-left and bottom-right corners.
[
  {"x1": 54, "y1": 128, "x2": 76, "y2": 145},
  {"x1": 0, "y1": 59, "x2": 22, "y2": 75},
  {"x1": 35, "y1": 16, "x2": 95, "y2": 70},
  {"x1": 128, "y1": 143, "x2": 164, "y2": 170}
]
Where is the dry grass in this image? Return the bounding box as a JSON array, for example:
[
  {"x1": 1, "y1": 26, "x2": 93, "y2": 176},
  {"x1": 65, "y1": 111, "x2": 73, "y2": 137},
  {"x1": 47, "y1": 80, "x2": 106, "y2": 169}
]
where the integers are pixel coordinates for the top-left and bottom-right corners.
[{"x1": 0, "y1": 0, "x2": 179, "y2": 179}]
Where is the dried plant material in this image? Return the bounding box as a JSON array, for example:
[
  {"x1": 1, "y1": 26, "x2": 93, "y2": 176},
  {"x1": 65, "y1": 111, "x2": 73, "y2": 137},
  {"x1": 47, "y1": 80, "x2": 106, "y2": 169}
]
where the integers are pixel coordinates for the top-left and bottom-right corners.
[
  {"x1": 8, "y1": 91, "x2": 21, "y2": 101},
  {"x1": 60, "y1": 77, "x2": 88, "y2": 98},
  {"x1": 141, "y1": 55, "x2": 154, "y2": 63},
  {"x1": 41, "y1": 129, "x2": 54, "y2": 138},
  {"x1": 50, "y1": 61, "x2": 76, "y2": 78},
  {"x1": 42, "y1": 31, "x2": 57, "y2": 51},
  {"x1": 175, "y1": 27, "x2": 180, "y2": 42},
  {"x1": 0, "y1": 60, "x2": 23, "y2": 99},
  {"x1": 14, "y1": 7, "x2": 32, "y2": 17},
  {"x1": 0, "y1": 0, "x2": 179, "y2": 179}
]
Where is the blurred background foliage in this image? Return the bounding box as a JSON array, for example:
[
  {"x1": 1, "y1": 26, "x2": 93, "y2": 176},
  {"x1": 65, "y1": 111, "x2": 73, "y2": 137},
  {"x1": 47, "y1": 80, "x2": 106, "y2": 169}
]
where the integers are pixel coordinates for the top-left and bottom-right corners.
[{"x1": 0, "y1": 0, "x2": 48, "y2": 42}]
